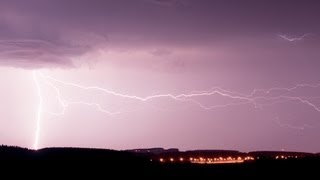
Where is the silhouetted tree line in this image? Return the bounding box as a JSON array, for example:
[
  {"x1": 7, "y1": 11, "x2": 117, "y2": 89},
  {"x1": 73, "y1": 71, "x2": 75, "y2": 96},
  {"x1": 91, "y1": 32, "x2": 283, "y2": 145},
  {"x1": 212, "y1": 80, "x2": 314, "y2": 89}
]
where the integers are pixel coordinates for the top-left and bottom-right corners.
[{"x1": 0, "y1": 145, "x2": 319, "y2": 178}]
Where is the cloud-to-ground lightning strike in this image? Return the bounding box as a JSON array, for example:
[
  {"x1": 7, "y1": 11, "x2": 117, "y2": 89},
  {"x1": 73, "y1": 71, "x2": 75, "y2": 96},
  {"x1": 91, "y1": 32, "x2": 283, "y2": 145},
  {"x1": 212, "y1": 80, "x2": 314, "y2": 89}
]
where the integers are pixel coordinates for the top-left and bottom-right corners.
[
  {"x1": 32, "y1": 71, "x2": 320, "y2": 149},
  {"x1": 33, "y1": 71, "x2": 43, "y2": 150}
]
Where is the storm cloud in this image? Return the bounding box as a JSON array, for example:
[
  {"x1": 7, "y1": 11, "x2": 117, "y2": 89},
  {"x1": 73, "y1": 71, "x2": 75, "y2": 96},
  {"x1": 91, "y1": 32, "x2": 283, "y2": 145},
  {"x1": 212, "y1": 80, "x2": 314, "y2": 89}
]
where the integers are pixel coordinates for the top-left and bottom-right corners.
[{"x1": 0, "y1": 0, "x2": 320, "y2": 69}]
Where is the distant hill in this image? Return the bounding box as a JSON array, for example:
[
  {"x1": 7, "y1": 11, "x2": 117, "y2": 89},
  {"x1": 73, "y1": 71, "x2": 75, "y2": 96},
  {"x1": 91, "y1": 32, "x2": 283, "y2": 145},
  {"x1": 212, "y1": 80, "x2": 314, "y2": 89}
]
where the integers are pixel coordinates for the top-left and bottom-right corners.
[
  {"x1": 1, "y1": 145, "x2": 319, "y2": 178},
  {"x1": 0, "y1": 145, "x2": 147, "y2": 163}
]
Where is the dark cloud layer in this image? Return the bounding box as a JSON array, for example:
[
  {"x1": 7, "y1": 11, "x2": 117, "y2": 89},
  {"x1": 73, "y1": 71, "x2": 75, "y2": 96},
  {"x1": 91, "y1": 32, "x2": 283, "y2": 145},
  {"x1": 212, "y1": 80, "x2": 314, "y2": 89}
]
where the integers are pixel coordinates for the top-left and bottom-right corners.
[
  {"x1": 0, "y1": 0, "x2": 320, "y2": 68},
  {"x1": 0, "y1": 39, "x2": 87, "y2": 68}
]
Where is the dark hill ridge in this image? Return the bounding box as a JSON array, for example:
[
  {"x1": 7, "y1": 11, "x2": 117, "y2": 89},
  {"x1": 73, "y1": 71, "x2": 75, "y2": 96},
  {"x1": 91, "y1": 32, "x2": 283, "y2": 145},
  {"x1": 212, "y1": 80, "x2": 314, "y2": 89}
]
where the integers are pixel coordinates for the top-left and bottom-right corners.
[
  {"x1": 1, "y1": 145, "x2": 319, "y2": 178},
  {"x1": 0, "y1": 145, "x2": 152, "y2": 177},
  {"x1": 0, "y1": 145, "x2": 147, "y2": 163},
  {"x1": 1, "y1": 145, "x2": 317, "y2": 161}
]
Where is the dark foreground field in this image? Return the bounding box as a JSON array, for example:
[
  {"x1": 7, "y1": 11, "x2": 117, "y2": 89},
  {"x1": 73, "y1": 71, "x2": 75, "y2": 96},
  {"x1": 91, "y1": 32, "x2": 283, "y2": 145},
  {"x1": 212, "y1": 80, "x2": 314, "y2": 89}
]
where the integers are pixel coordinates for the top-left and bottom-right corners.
[{"x1": 0, "y1": 146, "x2": 319, "y2": 178}]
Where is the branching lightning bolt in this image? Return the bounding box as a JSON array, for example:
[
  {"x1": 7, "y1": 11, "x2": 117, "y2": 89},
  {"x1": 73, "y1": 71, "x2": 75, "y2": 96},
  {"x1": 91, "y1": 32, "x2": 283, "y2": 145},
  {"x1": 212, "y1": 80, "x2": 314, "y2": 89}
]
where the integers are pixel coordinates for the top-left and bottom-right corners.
[
  {"x1": 274, "y1": 116, "x2": 314, "y2": 130},
  {"x1": 32, "y1": 71, "x2": 320, "y2": 149},
  {"x1": 43, "y1": 80, "x2": 123, "y2": 116},
  {"x1": 278, "y1": 33, "x2": 312, "y2": 42}
]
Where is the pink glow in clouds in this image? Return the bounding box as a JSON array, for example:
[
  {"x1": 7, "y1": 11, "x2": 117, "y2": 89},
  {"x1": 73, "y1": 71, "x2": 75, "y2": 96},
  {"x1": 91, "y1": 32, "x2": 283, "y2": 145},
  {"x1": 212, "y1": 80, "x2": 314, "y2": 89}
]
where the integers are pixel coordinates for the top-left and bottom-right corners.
[{"x1": 0, "y1": 0, "x2": 320, "y2": 152}]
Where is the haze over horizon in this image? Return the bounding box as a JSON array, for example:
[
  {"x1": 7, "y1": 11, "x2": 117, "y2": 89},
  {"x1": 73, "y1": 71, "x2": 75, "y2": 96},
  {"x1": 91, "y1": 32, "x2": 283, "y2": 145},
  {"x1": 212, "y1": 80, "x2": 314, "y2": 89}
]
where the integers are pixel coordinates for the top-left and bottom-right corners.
[{"x1": 1, "y1": 0, "x2": 320, "y2": 152}]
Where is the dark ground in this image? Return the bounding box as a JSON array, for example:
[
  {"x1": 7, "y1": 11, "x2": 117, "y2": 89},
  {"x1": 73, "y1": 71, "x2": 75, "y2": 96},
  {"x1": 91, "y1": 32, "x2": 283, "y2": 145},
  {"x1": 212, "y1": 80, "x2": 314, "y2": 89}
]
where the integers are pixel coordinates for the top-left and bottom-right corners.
[{"x1": 0, "y1": 146, "x2": 319, "y2": 178}]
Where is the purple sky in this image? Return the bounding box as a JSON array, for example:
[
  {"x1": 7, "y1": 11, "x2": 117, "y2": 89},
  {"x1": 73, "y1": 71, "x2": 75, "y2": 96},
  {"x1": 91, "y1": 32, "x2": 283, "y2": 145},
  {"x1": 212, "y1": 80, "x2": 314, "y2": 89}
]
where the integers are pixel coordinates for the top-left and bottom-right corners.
[{"x1": 1, "y1": 0, "x2": 320, "y2": 152}]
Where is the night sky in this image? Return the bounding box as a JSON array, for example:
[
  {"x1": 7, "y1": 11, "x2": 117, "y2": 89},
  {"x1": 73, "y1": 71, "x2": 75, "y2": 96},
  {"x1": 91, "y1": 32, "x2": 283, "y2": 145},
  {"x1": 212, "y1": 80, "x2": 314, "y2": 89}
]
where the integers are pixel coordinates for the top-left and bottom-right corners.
[{"x1": 0, "y1": 0, "x2": 320, "y2": 152}]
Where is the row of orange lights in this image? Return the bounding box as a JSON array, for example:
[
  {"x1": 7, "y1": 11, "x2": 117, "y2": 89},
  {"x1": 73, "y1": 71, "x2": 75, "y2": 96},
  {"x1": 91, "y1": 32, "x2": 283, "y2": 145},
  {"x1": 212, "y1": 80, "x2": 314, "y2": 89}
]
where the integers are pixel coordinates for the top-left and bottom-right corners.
[
  {"x1": 275, "y1": 155, "x2": 299, "y2": 160},
  {"x1": 159, "y1": 155, "x2": 302, "y2": 163},
  {"x1": 159, "y1": 156, "x2": 254, "y2": 163}
]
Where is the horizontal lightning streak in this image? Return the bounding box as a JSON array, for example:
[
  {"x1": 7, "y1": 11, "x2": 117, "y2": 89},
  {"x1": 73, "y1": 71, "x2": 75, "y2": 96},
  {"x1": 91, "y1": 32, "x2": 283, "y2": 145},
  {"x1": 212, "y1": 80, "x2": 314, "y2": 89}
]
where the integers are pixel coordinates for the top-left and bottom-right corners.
[
  {"x1": 32, "y1": 71, "x2": 320, "y2": 149},
  {"x1": 39, "y1": 73, "x2": 252, "y2": 102},
  {"x1": 40, "y1": 72, "x2": 320, "y2": 113}
]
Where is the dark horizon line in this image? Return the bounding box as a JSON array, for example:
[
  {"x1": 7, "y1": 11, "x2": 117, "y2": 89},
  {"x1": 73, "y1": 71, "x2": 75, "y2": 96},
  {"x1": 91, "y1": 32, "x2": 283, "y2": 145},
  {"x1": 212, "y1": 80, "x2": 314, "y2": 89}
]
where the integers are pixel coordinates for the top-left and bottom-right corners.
[{"x1": 1, "y1": 144, "x2": 319, "y2": 154}]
